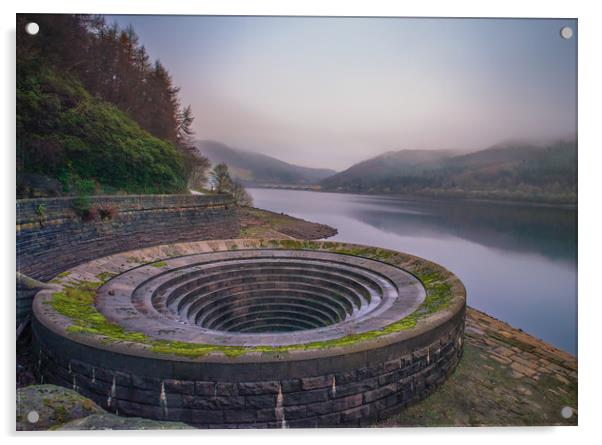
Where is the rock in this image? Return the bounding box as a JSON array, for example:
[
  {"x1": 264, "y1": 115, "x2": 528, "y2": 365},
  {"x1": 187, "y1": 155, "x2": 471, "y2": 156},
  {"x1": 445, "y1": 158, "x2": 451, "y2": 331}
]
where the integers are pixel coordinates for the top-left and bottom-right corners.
[
  {"x1": 17, "y1": 384, "x2": 105, "y2": 431},
  {"x1": 56, "y1": 413, "x2": 194, "y2": 430}
]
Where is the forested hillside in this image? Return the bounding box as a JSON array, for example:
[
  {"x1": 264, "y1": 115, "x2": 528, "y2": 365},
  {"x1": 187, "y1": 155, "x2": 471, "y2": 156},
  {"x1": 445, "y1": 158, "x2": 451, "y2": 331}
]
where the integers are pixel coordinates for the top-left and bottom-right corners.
[
  {"x1": 321, "y1": 141, "x2": 577, "y2": 204},
  {"x1": 16, "y1": 14, "x2": 204, "y2": 197},
  {"x1": 197, "y1": 140, "x2": 336, "y2": 186}
]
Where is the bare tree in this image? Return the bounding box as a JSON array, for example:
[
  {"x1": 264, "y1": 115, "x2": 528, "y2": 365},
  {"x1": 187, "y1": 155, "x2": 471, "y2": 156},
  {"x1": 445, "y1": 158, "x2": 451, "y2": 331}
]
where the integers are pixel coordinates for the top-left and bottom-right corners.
[
  {"x1": 231, "y1": 180, "x2": 253, "y2": 207},
  {"x1": 209, "y1": 163, "x2": 232, "y2": 193}
]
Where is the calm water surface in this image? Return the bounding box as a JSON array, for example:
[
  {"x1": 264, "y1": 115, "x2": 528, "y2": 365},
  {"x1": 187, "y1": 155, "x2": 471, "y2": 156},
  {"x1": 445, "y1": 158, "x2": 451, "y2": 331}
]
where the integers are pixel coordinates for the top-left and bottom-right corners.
[{"x1": 248, "y1": 188, "x2": 577, "y2": 354}]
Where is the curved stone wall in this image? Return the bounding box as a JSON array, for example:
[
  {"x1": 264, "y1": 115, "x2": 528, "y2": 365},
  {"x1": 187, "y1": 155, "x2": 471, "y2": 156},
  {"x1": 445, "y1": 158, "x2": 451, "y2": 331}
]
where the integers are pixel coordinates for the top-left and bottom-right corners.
[
  {"x1": 32, "y1": 239, "x2": 466, "y2": 428},
  {"x1": 16, "y1": 194, "x2": 238, "y2": 326}
]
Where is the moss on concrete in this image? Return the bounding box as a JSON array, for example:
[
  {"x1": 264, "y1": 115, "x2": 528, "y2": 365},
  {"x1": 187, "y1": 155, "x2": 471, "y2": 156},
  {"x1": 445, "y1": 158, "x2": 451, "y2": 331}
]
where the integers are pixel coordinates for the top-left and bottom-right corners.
[
  {"x1": 150, "y1": 261, "x2": 167, "y2": 268},
  {"x1": 95, "y1": 271, "x2": 116, "y2": 282},
  {"x1": 49, "y1": 241, "x2": 460, "y2": 358}
]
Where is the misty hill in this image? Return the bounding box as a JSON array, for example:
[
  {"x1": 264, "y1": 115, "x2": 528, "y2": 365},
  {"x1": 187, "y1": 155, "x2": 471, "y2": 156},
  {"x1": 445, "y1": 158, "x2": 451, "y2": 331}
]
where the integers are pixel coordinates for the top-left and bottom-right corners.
[
  {"x1": 321, "y1": 149, "x2": 458, "y2": 187},
  {"x1": 321, "y1": 141, "x2": 577, "y2": 204},
  {"x1": 196, "y1": 140, "x2": 336, "y2": 186}
]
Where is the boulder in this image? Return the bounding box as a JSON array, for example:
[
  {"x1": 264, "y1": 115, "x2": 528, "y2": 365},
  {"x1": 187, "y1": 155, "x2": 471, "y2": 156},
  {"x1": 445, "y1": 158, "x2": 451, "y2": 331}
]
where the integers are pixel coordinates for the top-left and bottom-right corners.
[
  {"x1": 16, "y1": 384, "x2": 104, "y2": 431},
  {"x1": 56, "y1": 413, "x2": 194, "y2": 430}
]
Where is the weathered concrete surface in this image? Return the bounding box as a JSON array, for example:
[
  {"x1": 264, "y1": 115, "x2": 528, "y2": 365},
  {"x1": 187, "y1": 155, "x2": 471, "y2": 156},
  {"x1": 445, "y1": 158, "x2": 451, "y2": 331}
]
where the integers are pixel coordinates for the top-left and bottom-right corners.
[
  {"x1": 16, "y1": 384, "x2": 104, "y2": 431},
  {"x1": 376, "y1": 308, "x2": 577, "y2": 426},
  {"x1": 56, "y1": 413, "x2": 193, "y2": 430}
]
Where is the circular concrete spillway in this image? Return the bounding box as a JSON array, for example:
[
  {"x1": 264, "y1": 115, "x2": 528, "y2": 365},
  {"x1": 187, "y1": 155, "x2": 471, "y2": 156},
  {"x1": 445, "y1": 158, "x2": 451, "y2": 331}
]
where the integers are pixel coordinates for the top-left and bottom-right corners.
[
  {"x1": 32, "y1": 239, "x2": 466, "y2": 428},
  {"x1": 99, "y1": 250, "x2": 425, "y2": 347}
]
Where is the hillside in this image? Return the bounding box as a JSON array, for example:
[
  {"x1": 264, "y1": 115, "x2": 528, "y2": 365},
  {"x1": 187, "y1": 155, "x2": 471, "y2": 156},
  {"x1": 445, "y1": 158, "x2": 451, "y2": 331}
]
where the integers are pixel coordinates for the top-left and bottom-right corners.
[
  {"x1": 16, "y1": 14, "x2": 195, "y2": 198},
  {"x1": 321, "y1": 141, "x2": 577, "y2": 204},
  {"x1": 17, "y1": 65, "x2": 187, "y2": 197},
  {"x1": 321, "y1": 149, "x2": 457, "y2": 187},
  {"x1": 196, "y1": 140, "x2": 336, "y2": 186}
]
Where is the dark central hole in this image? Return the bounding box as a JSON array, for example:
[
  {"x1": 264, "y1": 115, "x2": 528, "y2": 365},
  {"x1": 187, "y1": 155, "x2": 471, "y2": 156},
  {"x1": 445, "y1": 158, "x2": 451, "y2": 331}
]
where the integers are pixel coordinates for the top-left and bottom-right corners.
[{"x1": 162, "y1": 259, "x2": 383, "y2": 334}]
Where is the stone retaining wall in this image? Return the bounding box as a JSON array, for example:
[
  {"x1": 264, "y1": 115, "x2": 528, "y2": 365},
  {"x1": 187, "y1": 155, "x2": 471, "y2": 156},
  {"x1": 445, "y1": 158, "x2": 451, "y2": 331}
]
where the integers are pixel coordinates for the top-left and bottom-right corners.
[
  {"x1": 16, "y1": 194, "x2": 239, "y2": 282},
  {"x1": 33, "y1": 308, "x2": 464, "y2": 428},
  {"x1": 16, "y1": 194, "x2": 239, "y2": 326}
]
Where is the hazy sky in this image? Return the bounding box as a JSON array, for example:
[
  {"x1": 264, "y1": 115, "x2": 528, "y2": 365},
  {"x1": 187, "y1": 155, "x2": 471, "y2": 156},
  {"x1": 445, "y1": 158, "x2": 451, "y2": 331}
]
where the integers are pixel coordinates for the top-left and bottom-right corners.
[{"x1": 109, "y1": 16, "x2": 577, "y2": 171}]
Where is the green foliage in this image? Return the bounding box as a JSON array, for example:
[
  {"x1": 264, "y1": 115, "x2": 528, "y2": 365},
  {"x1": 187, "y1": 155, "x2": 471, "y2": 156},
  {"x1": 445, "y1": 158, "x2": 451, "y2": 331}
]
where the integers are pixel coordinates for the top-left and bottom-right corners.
[
  {"x1": 208, "y1": 163, "x2": 253, "y2": 206},
  {"x1": 35, "y1": 204, "x2": 47, "y2": 226},
  {"x1": 17, "y1": 64, "x2": 188, "y2": 195}
]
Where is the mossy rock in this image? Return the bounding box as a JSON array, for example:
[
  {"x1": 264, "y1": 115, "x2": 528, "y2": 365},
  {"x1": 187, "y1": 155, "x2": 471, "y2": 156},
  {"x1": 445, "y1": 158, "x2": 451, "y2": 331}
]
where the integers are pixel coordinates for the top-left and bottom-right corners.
[
  {"x1": 56, "y1": 413, "x2": 194, "y2": 430},
  {"x1": 16, "y1": 384, "x2": 105, "y2": 431}
]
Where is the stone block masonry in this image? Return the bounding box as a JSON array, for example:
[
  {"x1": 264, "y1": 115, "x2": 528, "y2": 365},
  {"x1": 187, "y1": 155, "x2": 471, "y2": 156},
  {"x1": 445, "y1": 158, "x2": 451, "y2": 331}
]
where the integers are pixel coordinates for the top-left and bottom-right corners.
[
  {"x1": 32, "y1": 239, "x2": 466, "y2": 428},
  {"x1": 33, "y1": 311, "x2": 464, "y2": 428},
  {"x1": 16, "y1": 194, "x2": 238, "y2": 326},
  {"x1": 16, "y1": 194, "x2": 239, "y2": 282}
]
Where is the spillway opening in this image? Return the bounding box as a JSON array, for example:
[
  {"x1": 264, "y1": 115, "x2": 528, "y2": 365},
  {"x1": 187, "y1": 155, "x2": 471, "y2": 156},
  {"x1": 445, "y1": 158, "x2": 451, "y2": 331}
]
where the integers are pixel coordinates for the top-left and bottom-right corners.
[{"x1": 153, "y1": 257, "x2": 392, "y2": 334}]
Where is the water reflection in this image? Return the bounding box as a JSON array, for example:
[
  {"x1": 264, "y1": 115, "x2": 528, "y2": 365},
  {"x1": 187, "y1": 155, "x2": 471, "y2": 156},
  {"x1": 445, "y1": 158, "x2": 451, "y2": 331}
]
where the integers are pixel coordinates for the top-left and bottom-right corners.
[
  {"x1": 347, "y1": 196, "x2": 577, "y2": 263},
  {"x1": 249, "y1": 188, "x2": 577, "y2": 354}
]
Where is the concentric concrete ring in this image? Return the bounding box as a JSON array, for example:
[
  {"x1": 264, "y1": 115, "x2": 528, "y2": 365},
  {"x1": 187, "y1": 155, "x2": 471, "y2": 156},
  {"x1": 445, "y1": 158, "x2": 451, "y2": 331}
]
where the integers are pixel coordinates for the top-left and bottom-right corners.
[
  {"x1": 98, "y1": 250, "x2": 425, "y2": 346},
  {"x1": 32, "y1": 239, "x2": 466, "y2": 428}
]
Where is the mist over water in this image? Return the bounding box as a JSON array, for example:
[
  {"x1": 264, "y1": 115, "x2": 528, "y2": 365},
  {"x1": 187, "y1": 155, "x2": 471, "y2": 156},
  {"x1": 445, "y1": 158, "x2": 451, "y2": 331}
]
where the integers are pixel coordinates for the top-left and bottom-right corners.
[{"x1": 249, "y1": 188, "x2": 577, "y2": 354}]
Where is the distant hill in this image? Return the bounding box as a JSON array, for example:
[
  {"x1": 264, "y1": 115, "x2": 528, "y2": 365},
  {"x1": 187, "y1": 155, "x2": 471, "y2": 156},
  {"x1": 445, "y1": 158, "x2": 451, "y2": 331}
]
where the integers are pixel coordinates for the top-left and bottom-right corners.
[
  {"x1": 195, "y1": 140, "x2": 336, "y2": 186},
  {"x1": 321, "y1": 149, "x2": 458, "y2": 188},
  {"x1": 321, "y1": 141, "x2": 577, "y2": 204}
]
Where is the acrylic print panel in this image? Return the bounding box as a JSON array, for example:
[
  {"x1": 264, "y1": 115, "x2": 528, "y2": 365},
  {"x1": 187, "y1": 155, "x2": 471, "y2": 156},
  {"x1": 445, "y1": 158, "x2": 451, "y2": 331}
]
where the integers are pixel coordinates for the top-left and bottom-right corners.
[{"x1": 16, "y1": 14, "x2": 577, "y2": 430}]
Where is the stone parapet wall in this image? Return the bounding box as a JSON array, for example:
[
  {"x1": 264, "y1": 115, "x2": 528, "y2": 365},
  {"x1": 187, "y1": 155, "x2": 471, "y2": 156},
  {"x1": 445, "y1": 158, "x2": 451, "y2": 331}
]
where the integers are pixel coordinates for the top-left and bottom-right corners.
[
  {"x1": 16, "y1": 194, "x2": 239, "y2": 282},
  {"x1": 31, "y1": 239, "x2": 466, "y2": 428},
  {"x1": 33, "y1": 308, "x2": 464, "y2": 428},
  {"x1": 16, "y1": 194, "x2": 239, "y2": 326}
]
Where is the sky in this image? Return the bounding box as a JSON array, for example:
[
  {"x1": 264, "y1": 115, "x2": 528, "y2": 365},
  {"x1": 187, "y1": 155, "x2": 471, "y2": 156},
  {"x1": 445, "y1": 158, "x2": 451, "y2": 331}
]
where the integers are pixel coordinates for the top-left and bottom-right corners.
[{"x1": 108, "y1": 16, "x2": 577, "y2": 171}]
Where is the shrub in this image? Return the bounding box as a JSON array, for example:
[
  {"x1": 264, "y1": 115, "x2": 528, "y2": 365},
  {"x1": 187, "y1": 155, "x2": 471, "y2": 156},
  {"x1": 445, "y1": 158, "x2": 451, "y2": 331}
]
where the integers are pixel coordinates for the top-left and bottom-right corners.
[
  {"x1": 96, "y1": 204, "x2": 118, "y2": 221},
  {"x1": 17, "y1": 66, "x2": 188, "y2": 195},
  {"x1": 79, "y1": 207, "x2": 98, "y2": 222}
]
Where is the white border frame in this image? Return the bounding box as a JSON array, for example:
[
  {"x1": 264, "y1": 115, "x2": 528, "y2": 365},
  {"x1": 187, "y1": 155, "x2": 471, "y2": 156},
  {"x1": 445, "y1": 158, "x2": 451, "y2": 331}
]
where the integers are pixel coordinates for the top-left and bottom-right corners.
[{"x1": 2, "y1": 1, "x2": 600, "y2": 443}]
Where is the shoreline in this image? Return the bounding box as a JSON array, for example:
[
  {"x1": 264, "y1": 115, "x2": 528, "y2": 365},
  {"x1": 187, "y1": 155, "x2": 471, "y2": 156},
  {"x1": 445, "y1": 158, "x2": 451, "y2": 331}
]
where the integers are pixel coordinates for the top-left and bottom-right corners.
[{"x1": 246, "y1": 184, "x2": 577, "y2": 210}]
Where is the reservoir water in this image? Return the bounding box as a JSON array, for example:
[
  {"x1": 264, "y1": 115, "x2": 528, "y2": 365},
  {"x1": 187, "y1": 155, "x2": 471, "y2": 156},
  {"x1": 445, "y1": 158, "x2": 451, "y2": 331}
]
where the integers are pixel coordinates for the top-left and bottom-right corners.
[{"x1": 248, "y1": 187, "x2": 577, "y2": 354}]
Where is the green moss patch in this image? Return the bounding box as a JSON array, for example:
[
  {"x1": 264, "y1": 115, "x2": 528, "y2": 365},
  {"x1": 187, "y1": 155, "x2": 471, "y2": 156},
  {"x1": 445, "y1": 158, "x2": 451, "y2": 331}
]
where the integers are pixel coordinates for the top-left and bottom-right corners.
[
  {"x1": 49, "y1": 242, "x2": 459, "y2": 358},
  {"x1": 95, "y1": 271, "x2": 117, "y2": 282},
  {"x1": 150, "y1": 261, "x2": 167, "y2": 268}
]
